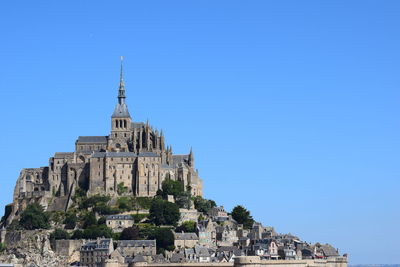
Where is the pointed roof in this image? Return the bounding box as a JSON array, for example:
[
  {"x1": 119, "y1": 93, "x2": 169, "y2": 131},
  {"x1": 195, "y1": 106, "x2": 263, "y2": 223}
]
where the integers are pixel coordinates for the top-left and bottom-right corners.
[{"x1": 112, "y1": 57, "x2": 131, "y2": 118}]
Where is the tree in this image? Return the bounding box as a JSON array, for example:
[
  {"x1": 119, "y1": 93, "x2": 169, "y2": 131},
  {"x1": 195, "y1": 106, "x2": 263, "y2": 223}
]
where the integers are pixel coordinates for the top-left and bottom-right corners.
[
  {"x1": 120, "y1": 226, "x2": 140, "y2": 240},
  {"x1": 231, "y1": 205, "x2": 254, "y2": 229},
  {"x1": 83, "y1": 212, "x2": 97, "y2": 229},
  {"x1": 19, "y1": 203, "x2": 50, "y2": 230},
  {"x1": 117, "y1": 182, "x2": 128, "y2": 195},
  {"x1": 161, "y1": 179, "x2": 184, "y2": 198},
  {"x1": 117, "y1": 197, "x2": 132, "y2": 211},
  {"x1": 175, "y1": 221, "x2": 196, "y2": 233},
  {"x1": 64, "y1": 213, "x2": 77, "y2": 229},
  {"x1": 50, "y1": 228, "x2": 70, "y2": 240},
  {"x1": 82, "y1": 224, "x2": 113, "y2": 239},
  {"x1": 175, "y1": 191, "x2": 191, "y2": 209},
  {"x1": 149, "y1": 198, "x2": 180, "y2": 226},
  {"x1": 71, "y1": 229, "x2": 84, "y2": 239},
  {"x1": 149, "y1": 227, "x2": 175, "y2": 253},
  {"x1": 193, "y1": 196, "x2": 216, "y2": 213}
]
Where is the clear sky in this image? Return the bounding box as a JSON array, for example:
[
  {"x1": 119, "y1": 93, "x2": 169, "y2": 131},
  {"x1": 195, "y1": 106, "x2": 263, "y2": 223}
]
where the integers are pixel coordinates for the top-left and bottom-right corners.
[{"x1": 0, "y1": 1, "x2": 399, "y2": 264}]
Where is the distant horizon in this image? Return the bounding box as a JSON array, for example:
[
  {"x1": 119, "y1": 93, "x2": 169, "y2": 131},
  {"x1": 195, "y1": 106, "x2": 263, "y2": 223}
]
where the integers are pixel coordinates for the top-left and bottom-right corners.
[{"x1": 0, "y1": 1, "x2": 399, "y2": 264}]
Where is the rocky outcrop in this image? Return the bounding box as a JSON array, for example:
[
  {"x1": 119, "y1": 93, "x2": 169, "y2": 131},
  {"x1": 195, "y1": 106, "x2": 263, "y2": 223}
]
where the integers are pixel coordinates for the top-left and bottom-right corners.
[{"x1": 0, "y1": 230, "x2": 69, "y2": 267}]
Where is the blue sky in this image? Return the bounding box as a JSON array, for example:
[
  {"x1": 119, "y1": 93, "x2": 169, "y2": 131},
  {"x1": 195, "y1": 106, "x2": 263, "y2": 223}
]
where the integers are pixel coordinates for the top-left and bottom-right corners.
[{"x1": 0, "y1": 1, "x2": 399, "y2": 264}]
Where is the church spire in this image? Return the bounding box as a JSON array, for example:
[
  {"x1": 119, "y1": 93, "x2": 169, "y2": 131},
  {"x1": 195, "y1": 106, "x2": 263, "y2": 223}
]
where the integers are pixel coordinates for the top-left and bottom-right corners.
[{"x1": 118, "y1": 56, "x2": 126, "y2": 105}]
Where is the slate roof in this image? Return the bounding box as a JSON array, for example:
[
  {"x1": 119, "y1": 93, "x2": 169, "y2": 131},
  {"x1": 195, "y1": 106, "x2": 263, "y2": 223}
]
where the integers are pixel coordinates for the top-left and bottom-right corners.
[
  {"x1": 170, "y1": 253, "x2": 185, "y2": 263},
  {"x1": 321, "y1": 244, "x2": 339, "y2": 257},
  {"x1": 77, "y1": 136, "x2": 108, "y2": 144},
  {"x1": 54, "y1": 152, "x2": 74, "y2": 159},
  {"x1": 174, "y1": 232, "x2": 198, "y2": 240},
  {"x1": 132, "y1": 122, "x2": 145, "y2": 129},
  {"x1": 106, "y1": 214, "x2": 133, "y2": 221},
  {"x1": 118, "y1": 240, "x2": 156, "y2": 247},
  {"x1": 81, "y1": 239, "x2": 112, "y2": 251},
  {"x1": 138, "y1": 152, "x2": 159, "y2": 157},
  {"x1": 112, "y1": 103, "x2": 131, "y2": 118},
  {"x1": 195, "y1": 245, "x2": 210, "y2": 257},
  {"x1": 92, "y1": 151, "x2": 137, "y2": 158}
]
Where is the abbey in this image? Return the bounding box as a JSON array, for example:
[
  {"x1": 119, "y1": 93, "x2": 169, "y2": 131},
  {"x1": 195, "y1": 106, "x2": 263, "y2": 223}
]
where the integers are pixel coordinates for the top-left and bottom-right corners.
[{"x1": 8, "y1": 62, "x2": 202, "y2": 223}]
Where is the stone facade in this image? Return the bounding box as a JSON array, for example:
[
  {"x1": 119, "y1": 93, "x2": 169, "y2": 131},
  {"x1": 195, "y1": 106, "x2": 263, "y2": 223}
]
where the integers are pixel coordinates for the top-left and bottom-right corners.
[
  {"x1": 80, "y1": 238, "x2": 113, "y2": 267},
  {"x1": 106, "y1": 215, "x2": 135, "y2": 232},
  {"x1": 5, "y1": 63, "x2": 203, "y2": 225}
]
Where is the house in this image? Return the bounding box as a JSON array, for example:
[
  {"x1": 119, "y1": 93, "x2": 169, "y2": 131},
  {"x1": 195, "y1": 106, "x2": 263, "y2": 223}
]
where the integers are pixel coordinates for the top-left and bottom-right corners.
[
  {"x1": 174, "y1": 232, "x2": 199, "y2": 249},
  {"x1": 194, "y1": 245, "x2": 211, "y2": 263},
  {"x1": 215, "y1": 246, "x2": 244, "y2": 262},
  {"x1": 315, "y1": 244, "x2": 339, "y2": 258},
  {"x1": 216, "y1": 225, "x2": 238, "y2": 247},
  {"x1": 105, "y1": 214, "x2": 134, "y2": 232},
  {"x1": 269, "y1": 240, "x2": 280, "y2": 260},
  {"x1": 117, "y1": 240, "x2": 156, "y2": 257},
  {"x1": 170, "y1": 252, "x2": 185, "y2": 263},
  {"x1": 208, "y1": 206, "x2": 229, "y2": 221},
  {"x1": 80, "y1": 238, "x2": 113, "y2": 267},
  {"x1": 197, "y1": 219, "x2": 216, "y2": 247}
]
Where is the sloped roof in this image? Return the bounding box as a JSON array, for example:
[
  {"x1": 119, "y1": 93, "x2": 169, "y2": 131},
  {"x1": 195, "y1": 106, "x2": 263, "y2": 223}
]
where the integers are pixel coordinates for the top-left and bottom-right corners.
[
  {"x1": 174, "y1": 232, "x2": 198, "y2": 240},
  {"x1": 112, "y1": 103, "x2": 131, "y2": 118},
  {"x1": 77, "y1": 136, "x2": 108, "y2": 144}
]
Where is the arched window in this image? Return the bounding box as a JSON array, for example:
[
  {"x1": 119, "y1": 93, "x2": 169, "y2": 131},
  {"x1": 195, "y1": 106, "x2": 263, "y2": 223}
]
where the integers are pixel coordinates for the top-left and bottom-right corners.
[
  {"x1": 115, "y1": 120, "x2": 118, "y2": 128},
  {"x1": 124, "y1": 120, "x2": 127, "y2": 128}
]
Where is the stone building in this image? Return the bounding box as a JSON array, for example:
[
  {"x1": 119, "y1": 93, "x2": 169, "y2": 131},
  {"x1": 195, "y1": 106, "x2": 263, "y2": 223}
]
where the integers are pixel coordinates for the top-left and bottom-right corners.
[
  {"x1": 5, "y1": 61, "x2": 203, "y2": 225},
  {"x1": 105, "y1": 215, "x2": 134, "y2": 232},
  {"x1": 174, "y1": 232, "x2": 199, "y2": 249},
  {"x1": 80, "y1": 238, "x2": 114, "y2": 267},
  {"x1": 116, "y1": 240, "x2": 156, "y2": 257}
]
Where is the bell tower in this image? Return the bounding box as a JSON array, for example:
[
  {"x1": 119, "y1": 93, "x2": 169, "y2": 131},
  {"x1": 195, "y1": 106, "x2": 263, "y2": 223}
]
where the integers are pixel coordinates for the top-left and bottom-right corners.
[{"x1": 110, "y1": 57, "x2": 132, "y2": 152}]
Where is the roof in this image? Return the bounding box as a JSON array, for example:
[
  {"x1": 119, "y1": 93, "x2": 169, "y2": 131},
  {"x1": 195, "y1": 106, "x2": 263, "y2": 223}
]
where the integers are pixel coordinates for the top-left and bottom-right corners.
[
  {"x1": 54, "y1": 152, "x2": 74, "y2": 159},
  {"x1": 170, "y1": 253, "x2": 185, "y2": 263},
  {"x1": 77, "y1": 136, "x2": 108, "y2": 144},
  {"x1": 174, "y1": 232, "x2": 198, "y2": 240},
  {"x1": 92, "y1": 151, "x2": 137, "y2": 158},
  {"x1": 321, "y1": 244, "x2": 339, "y2": 257},
  {"x1": 81, "y1": 239, "x2": 112, "y2": 251},
  {"x1": 138, "y1": 152, "x2": 159, "y2": 157},
  {"x1": 172, "y1": 155, "x2": 189, "y2": 165},
  {"x1": 195, "y1": 245, "x2": 210, "y2": 257},
  {"x1": 118, "y1": 240, "x2": 156, "y2": 247},
  {"x1": 112, "y1": 103, "x2": 131, "y2": 118},
  {"x1": 132, "y1": 122, "x2": 144, "y2": 129},
  {"x1": 106, "y1": 214, "x2": 133, "y2": 221}
]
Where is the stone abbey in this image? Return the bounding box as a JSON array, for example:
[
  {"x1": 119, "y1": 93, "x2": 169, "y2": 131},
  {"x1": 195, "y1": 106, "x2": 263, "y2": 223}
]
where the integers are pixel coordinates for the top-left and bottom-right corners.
[{"x1": 8, "y1": 62, "x2": 203, "y2": 223}]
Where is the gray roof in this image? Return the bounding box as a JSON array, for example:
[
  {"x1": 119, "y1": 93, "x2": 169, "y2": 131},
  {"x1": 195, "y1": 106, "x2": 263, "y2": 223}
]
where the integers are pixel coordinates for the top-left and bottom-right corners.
[
  {"x1": 81, "y1": 239, "x2": 112, "y2": 251},
  {"x1": 77, "y1": 136, "x2": 108, "y2": 144},
  {"x1": 112, "y1": 103, "x2": 131, "y2": 118},
  {"x1": 174, "y1": 232, "x2": 198, "y2": 240},
  {"x1": 118, "y1": 240, "x2": 156, "y2": 247},
  {"x1": 195, "y1": 245, "x2": 210, "y2": 257},
  {"x1": 106, "y1": 214, "x2": 133, "y2": 221},
  {"x1": 170, "y1": 253, "x2": 185, "y2": 263},
  {"x1": 92, "y1": 151, "x2": 137, "y2": 158},
  {"x1": 172, "y1": 155, "x2": 189, "y2": 165},
  {"x1": 54, "y1": 152, "x2": 74, "y2": 159},
  {"x1": 132, "y1": 122, "x2": 144, "y2": 129},
  {"x1": 321, "y1": 245, "x2": 339, "y2": 257},
  {"x1": 138, "y1": 152, "x2": 159, "y2": 157}
]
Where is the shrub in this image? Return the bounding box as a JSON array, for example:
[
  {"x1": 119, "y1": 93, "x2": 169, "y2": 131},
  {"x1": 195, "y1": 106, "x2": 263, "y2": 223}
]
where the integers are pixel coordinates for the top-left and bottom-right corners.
[
  {"x1": 0, "y1": 243, "x2": 5, "y2": 253},
  {"x1": 50, "y1": 228, "x2": 70, "y2": 240},
  {"x1": 19, "y1": 203, "x2": 50, "y2": 230},
  {"x1": 131, "y1": 213, "x2": 148, "y2": 222},
  {"x1": 117, "y1": 182, "x2": 128, "y2": 195},
  {"x1": 176, "y1": 221, "x2": 196, "y2": 233},
  {"x1": 82, "y1": 224, "x2": 113, "y2": 239},
  {"x1": 161, "y1": 180, "x2": 184, "y2": 198},
  {"x1": 117, "y1": 197, "x2": 132, "y2": 211},
  {"x1": 71, "y1": 229, "x2": 84, "y2": 239},
  {"x1": 64, "y1": 212, "x2": 77, "y2": 229},
  {"x1": 83, "y1": 212, "x2": 97, "y2": 229},
  {"x1": 120, "y1": 226, "x2": 140, "y2": 240}
]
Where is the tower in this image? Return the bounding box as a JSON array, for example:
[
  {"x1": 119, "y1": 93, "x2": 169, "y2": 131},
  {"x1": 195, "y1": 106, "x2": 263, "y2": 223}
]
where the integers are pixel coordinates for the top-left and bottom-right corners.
[{"x1": 110, "y1": 57, "x2": 132, "y2": 152}]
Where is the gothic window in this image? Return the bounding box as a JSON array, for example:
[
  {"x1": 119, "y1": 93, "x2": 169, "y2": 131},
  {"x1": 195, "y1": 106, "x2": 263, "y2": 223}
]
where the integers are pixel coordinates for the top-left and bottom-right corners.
[
  {"x1": 115, "y1": 120, "x2": 118, "y2": 128},
  {"x1": 124, "y1": 120, "x2": 127, "y2": 128}
]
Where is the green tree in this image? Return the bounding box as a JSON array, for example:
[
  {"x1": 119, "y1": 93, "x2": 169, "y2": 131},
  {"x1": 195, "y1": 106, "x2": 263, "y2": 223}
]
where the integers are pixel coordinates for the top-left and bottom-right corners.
[
  {"x1": 71, "y1": 229, "x2": 84, "y2": 239},
  {"x1": 117, "y1": 182, "x2": 128, "y2": 195},
  {"x1": 149, "y1": 198, "x2": 180, "y2": 226},
  {"x1": 83, "y1": 212, "x2": 97, "y2": 229},
  {"x1": 175, "y1": 191, "x2": 191, "y2": 209},
  {"x1": 64, "y1": 212, "x2": 77, "y2": 229},
  {"x1": 19, "y1": 203, "x2": 50, "y2": 230},
  {"x1": 120, "y1": 226, "x2": 140, "y2": 240},
  {"x1": 50, "y1": 228, "x2": 70, "y2": 240},
  {"x1": 175, "y1": 221, "x2": 196, "y2": 233},
  {"x1": 193, "y1": 196, "x2": 216, "y2": 213},
  {"x1": 231, "y1": 205, "x2": 254, "y2": 229},
  {"x1": 149, "y1": 227, "x2": 175, "y2": 253},
  {"x1": 82, "y1": 224, "x2": 113, "y2": 239},
  {"x1": 117, "y1": 197, "x2": 132, "y2": 211},
  {"x1": 161, "y1": 179, "x2": 184, "y2": 198}
]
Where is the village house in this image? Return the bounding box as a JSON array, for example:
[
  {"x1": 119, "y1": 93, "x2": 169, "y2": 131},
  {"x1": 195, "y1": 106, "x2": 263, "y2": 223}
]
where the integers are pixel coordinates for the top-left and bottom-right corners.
[
  {"x1": 116, "y1": 240, "x2": 156, "y2": 257},
  {"x1": 105, "y1": 215, "x2": 134, "y2": 232},
  {"x1": 197, "y1": 219, "x2": 216, "y2": 247},
  {"x1": 80, "y1": 238, "x2": 113, "y2": 267},
  {"x1": 174, "y1": 232, "x2": 199, "y2": 249}
]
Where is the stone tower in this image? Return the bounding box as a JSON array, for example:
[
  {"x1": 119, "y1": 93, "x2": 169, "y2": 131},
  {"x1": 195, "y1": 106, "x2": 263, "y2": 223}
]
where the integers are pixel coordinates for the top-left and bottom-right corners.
[{"x1": 109, "y1": 58, "x2": 132, "y2": 152}]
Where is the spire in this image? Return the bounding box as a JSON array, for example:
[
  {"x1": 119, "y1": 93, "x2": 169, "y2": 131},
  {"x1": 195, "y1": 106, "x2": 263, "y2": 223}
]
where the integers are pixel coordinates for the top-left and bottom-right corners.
[
  {"x1": 189, "y1": 147, "x2": 194, "y2": 167},
  {"x1": 112, "y1": 57, "x2": 131, "y2": 118},
  {"x1": 118, "y1": 56, "x2": 126, "y2": 105}
]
